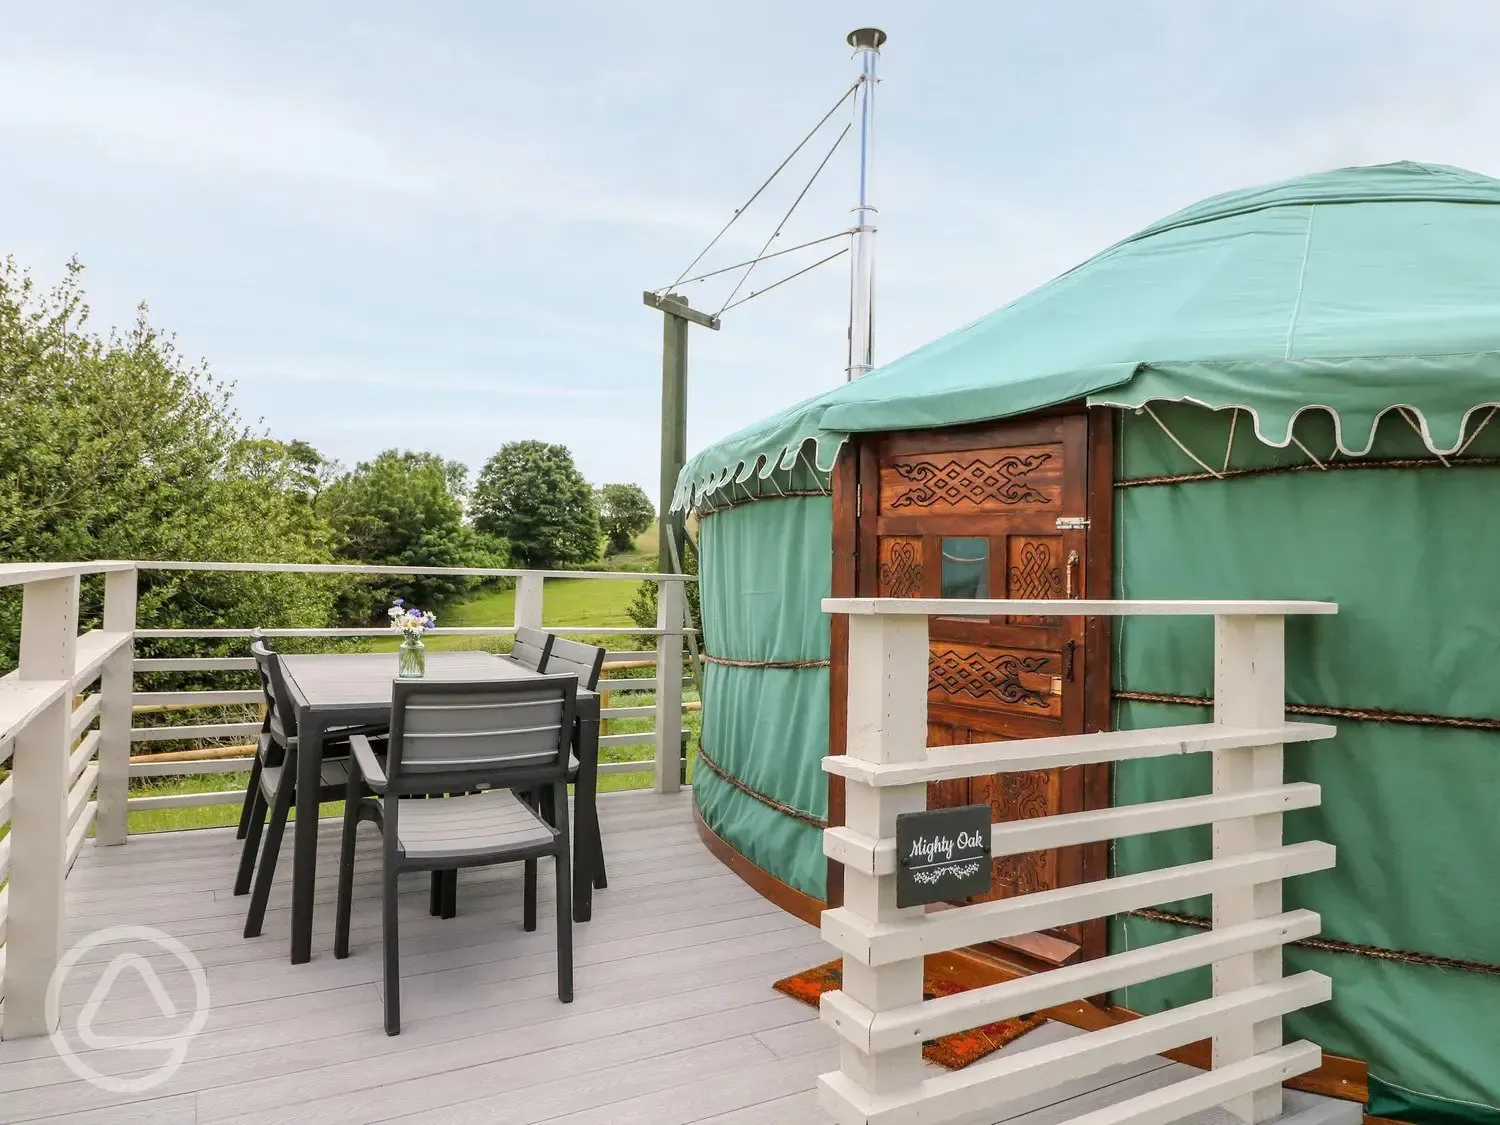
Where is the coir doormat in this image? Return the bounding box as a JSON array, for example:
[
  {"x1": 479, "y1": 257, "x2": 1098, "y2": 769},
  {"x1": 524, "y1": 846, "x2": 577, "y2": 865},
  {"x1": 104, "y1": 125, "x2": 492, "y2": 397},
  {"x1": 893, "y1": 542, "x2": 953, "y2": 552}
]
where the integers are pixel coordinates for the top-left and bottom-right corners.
[{"x1": 773, "y1": 959, "x2": 1047, "y2": 1069}]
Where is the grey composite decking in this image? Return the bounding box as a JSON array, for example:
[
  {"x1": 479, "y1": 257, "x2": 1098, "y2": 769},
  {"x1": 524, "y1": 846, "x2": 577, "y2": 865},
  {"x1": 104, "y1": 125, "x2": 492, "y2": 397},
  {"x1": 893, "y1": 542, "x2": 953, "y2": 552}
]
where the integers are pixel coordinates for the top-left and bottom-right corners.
[{"x1": 0, "y1": 790, "x2": 1361, "y2": 1125}]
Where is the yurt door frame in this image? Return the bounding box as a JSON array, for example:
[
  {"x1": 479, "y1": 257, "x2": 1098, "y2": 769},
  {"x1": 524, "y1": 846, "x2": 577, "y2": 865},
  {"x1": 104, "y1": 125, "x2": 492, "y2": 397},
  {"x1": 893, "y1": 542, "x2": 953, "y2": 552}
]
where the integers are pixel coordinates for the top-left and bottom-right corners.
[{"x1": 829, "y1": 407, "x2": 1114, "y2": 968}]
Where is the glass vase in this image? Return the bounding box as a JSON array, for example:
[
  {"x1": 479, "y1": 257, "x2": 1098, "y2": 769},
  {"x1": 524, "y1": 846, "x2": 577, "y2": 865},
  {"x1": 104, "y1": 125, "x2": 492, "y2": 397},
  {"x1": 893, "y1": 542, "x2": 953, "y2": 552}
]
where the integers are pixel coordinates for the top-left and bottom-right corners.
[{"x1": 398, "y1": 636, "x2": 426, "y2": 678}]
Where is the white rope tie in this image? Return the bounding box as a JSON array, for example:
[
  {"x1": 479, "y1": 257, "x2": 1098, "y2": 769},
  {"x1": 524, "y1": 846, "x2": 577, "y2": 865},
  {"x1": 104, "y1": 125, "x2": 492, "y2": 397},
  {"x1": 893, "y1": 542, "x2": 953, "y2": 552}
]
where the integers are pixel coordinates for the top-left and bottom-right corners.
[
  {"x1": 1290, "y1": 435, "x2": 1327, "y2": 470},
  {"x1": 1221, "y1": 408, "x2": 1239, "y2": 472},
  {"x1": 1143, "y1": 405, "x2": 1223, "y2": 478},
  {"x1": 798, "y1": 446, "x2": 831, "y2": 496},
  {"x1": 1457, "y1": 405, "x2": 1498, "y2": 457}
]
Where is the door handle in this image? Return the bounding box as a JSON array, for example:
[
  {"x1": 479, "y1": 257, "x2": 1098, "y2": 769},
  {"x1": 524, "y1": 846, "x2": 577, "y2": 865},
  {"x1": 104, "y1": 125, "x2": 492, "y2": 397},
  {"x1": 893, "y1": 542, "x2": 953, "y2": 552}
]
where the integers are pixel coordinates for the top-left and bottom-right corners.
[
  {"x1": 1065, "y1": 640, "x2": 1076, "y2": 682},
  {"x1": 1065, "y1": 550, "x2": 1081, "y2": 598}
]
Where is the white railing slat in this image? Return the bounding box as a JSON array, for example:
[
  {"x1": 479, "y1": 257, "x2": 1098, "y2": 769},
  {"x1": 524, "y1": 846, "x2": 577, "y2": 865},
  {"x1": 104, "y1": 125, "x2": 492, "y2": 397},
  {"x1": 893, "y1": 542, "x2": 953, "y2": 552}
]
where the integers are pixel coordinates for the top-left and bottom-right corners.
[
  {"x1": 66, "y1": 802, "x2": 97, "y2": 873},
  {"x1": 818, "y1": 979, "x2": 1328, "y2": 1125},
  {"x1": 822, "y1": 910, "x2": 1321, "y2": 1053},
  {"x1": 68, "y1": 763, "x2": 99, "y2": 830},
  {"x1": 0, "y1": 773, "x2": 11, "y2": 825},
  {"x1": 599, "y1": 705, "x2": 656, "y2": 720},
  {"x1": 596, "y1": 759, "x2": 658, "y2": 776},
  {"x1": 824, "y1": 596, "x2": 1338, "y2": 617},
  {"x1": 598, "y1": 730, "x2": 687, "y2": 750},
  {"x1": 130, "y1": 757, "x2": 255, "y2": 778},
  {"x1": 134, "y1": 657, "x2": 257, "y2": 672},
  {"x1": 824, "y1": 722, "x2": 1336, "y2": 787},
  {"x1": 94, "y1": 566, "x2": 137, "y2": 847},
  {"x1": 69, "y1": 693, "x2": 102, "y2": 740},
  {"x1": 139, "y1": 560, "x2": 693, "y2": 581},
  {"x1": 826, "y1": 784, "x2": 1323, "y2": 877},
  {"x1": 1043, "y1": 1042, "x2": 1324, "y2": 1125},
  {"x1": 127, "y1": 789, "x2": 247, "y2": 812},
  {"x1": 824, "y1": 842, "x2": 1334, "y2": 968},
  {"x1": 68, "y1": 729, "x2": 101, "y2": 786}
]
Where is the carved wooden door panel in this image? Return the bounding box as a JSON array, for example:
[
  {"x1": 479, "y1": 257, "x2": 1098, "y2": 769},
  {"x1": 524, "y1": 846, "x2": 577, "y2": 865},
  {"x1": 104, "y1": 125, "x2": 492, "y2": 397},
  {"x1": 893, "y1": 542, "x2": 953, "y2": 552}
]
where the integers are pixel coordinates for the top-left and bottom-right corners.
[{"x1": 859, "y1": 414, "x2": 1099, "y2": 965}]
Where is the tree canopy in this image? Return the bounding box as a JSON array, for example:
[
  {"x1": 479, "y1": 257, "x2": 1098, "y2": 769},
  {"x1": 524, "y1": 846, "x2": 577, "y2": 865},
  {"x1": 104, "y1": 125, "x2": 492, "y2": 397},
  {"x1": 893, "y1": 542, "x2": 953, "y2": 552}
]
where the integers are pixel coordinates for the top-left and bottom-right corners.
[
  {"x1": 0, "y1": 258, "x2": 339, "y2": 668},
  {"x1": 596, "y1": 482, "x2": 655, "y2": 555},
  {"x1": 471, "y1": 441, "x2": 600, "y2": 569},
  {"x1": 320, "y1": 450, "x2": 506, "y2": 616}
]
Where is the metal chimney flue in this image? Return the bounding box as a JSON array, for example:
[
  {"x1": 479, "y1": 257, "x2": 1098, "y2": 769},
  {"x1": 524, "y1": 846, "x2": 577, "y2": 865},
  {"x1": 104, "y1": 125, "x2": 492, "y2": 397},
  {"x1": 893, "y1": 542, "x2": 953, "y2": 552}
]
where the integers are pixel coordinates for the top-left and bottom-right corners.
[{"x1": 845, "y1": 27, "x2": 885, "y2": 380}]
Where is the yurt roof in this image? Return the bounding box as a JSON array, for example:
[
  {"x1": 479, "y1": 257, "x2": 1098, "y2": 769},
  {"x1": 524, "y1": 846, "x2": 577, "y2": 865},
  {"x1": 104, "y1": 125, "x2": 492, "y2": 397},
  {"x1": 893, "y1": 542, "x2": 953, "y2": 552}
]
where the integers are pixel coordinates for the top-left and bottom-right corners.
[{"x1": 674, "y1": 161, "x2": 1500, "y2": 510}]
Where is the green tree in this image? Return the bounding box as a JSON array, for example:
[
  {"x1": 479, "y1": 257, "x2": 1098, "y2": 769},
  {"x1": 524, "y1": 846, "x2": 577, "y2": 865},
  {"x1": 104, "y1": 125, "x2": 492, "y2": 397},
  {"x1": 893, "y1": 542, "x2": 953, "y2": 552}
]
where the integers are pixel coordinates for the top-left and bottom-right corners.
[
  {"x1": 596, "y1": 483, "x2": 655, "y2": 555},
  {"x1": 627, "y1": 531, "x2": 700, "y2": 647},
  {"x1": 471, "y1": 441, "x2": 600, "y2": 568},
  {"x1": 0, "y1": 257, "x2": 339, "y2": 671},
  {"x1": 319, "y1": 450, "x2": 506, "y2": 616}
]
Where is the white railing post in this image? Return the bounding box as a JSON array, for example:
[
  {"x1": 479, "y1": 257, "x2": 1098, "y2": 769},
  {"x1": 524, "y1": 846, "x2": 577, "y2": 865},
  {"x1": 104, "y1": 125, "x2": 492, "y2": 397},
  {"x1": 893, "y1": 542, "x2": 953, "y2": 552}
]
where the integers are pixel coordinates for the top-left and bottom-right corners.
[
  {"x1": 1212, "y1": 613, "x2": 1288, "y2": 1124},
  {"x1": 513, "y1": 572, "x2": 544, "y2": 634},
  {"x1": 829, "y1": 610, "x2": 930, "y2": 1100},
  {"x1": 3, "y1": 575, "x2": 80, "y2": 1040},
  {"x1": 95, "y1": 566, "x2": 138, "y2": 846},
  {"x1": 654, "y1": 578, "x2": 684, "y2": 794}
]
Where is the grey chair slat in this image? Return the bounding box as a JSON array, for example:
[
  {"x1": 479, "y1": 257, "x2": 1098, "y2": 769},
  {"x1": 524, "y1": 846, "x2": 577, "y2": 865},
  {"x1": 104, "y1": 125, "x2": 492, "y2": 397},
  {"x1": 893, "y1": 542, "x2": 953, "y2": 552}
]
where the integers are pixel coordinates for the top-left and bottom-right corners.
[
  {"x1": 404, "y1": 697, "x2": 562, "y2": 735},
  {"x1": 509, "y1": 627, "x2": 554, "y2": 673},
  {"x1": 541, "y1": 637, "x2": 606, "y2": 691}
]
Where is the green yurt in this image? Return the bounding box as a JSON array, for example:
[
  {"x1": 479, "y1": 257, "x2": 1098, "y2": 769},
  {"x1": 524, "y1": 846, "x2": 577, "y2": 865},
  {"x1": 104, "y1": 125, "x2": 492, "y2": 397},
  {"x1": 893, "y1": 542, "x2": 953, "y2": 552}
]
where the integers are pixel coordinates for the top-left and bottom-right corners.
[{"x1": 674, "y1": 161, "x2": 1500, "y2": 1124}]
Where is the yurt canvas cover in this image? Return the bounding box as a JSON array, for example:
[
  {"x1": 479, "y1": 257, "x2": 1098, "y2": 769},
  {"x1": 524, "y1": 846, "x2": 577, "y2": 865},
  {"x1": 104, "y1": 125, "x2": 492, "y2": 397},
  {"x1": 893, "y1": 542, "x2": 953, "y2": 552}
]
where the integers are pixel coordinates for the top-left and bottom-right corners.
[{"x1": 676, "y1": 163, "x2": 1500, "y2": 1123}]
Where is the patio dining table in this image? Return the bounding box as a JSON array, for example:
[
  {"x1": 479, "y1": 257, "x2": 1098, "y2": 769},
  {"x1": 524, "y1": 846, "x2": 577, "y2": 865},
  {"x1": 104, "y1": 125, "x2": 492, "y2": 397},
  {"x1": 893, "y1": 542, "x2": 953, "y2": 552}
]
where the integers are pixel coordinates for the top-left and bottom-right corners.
[{"x1": 277, "y1": 650, "x2": 601, "y2": 964}]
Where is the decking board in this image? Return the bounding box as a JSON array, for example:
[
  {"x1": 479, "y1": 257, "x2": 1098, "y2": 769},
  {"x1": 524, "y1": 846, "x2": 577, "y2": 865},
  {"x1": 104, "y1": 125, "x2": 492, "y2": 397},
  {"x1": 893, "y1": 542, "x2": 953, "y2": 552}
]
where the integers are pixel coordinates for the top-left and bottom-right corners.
[{"x1": 0, "y1": 790, "x2": 1360, "y2": 1125}]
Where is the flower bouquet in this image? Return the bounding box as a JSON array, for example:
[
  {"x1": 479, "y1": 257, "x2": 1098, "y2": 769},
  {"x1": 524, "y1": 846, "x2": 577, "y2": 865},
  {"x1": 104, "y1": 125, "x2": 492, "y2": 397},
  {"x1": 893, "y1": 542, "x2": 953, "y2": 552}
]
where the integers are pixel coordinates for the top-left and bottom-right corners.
[{"x1": 388, "y1": 599, "x2": 437, "y2": 678}]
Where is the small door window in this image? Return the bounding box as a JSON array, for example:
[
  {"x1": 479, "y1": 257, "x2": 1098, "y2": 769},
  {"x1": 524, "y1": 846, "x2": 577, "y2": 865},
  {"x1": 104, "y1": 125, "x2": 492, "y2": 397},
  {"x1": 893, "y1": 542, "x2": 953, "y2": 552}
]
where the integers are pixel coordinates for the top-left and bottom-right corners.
[{"x1": 940, "y1": 537, "x2": 989, "y2": 599}]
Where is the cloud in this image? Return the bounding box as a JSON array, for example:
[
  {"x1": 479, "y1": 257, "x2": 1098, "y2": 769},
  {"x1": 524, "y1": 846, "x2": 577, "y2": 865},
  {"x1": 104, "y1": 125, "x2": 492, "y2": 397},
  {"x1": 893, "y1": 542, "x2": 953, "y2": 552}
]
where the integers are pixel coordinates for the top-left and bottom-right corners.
[
  {"x1": 226, "y1": 360, "x2": 623, "y2": 399},
  {"x1": 0, "y1": 54, "x2": 440, "y2": 196}
]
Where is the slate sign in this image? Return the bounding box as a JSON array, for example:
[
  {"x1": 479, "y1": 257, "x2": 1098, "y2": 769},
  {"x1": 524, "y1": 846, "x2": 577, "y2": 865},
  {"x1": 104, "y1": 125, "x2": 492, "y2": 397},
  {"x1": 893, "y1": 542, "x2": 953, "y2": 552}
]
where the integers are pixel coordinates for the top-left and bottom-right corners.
[{"x1": 895, "y1": 803, "x2": 992, "y2": 908}]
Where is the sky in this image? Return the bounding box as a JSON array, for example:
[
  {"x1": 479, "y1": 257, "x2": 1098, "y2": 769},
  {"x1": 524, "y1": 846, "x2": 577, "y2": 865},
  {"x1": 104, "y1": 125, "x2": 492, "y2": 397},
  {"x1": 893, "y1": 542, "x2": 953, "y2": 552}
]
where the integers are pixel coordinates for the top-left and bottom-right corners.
[{"x1": 4, "y1": 1, "x2": 1499, "y2": 504}]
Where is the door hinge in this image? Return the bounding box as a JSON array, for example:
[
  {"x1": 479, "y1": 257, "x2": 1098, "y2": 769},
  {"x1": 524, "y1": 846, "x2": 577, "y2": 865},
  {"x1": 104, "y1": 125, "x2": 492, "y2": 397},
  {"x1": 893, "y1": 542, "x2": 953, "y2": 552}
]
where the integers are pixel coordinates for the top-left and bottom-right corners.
[
  {"x1": 1055, "y1": 516, "x2": 1089, "y2": 530},
  {"x1": 856, "y1": 483, "x2": 862, "y2": 519}
]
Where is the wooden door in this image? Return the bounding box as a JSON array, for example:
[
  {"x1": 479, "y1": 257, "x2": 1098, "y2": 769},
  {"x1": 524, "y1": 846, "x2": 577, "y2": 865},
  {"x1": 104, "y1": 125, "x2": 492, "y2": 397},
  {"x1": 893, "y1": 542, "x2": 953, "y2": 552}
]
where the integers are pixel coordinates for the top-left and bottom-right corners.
[{"x1": 843, "y1": 411, "x2": 1112, "y2": 966}]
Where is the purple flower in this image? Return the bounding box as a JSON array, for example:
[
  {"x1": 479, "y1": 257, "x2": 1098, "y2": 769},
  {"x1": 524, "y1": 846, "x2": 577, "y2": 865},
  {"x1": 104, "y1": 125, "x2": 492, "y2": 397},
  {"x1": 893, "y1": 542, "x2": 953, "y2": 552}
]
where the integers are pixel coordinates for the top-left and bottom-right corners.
[{"x1": 393, "y1": 598, "x2": 404, "y2": 606}]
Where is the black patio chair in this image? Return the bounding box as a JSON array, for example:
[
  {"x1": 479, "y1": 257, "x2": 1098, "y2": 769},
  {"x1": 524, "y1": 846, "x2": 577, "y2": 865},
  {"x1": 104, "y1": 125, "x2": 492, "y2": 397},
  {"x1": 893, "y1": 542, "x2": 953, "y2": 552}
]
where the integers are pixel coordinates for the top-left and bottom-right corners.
[
  {"x1": 539, "y1": 637, "x2": 608, "y2": 893},
  {"x1": 235, "y1": 640, "x2": 386, "y2": 932},
  {"x1": 422, "y1": 625, "x2": 557, "y2": 920},
  {"x1": 334, "y1": 675, "x2": 577, "y2": 1036}
]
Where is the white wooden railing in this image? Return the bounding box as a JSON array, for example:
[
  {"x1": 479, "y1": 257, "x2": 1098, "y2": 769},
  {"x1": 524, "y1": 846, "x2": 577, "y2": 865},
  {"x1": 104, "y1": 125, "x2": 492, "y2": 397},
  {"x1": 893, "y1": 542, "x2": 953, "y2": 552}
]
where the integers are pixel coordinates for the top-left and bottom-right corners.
[
  {"x1": 0, "y1": 559, "x2": 695, "y2": 1039},
  {"x1": 818, "y1": 597, "x2": 1339, "y2": 1125},
  {"x1": 0, "y1": 562, "x2": 136, "y2": 1038},
  {"x1": 124, "y1": 563, "x2": 696, "y2": 815}
]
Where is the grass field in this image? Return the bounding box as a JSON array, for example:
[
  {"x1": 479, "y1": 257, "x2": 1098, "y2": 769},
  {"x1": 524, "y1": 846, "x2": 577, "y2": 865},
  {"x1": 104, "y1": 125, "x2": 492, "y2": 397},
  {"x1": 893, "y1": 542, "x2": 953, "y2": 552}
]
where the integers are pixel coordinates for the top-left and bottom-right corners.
[{"x1": 129, "y1": 525, "x2": 700, "y2": 833}]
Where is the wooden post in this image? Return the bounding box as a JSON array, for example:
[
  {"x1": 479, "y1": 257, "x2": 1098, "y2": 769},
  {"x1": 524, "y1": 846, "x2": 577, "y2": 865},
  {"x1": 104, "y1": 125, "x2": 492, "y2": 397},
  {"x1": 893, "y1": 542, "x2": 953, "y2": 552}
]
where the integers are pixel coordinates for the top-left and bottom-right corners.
[
  {"x1": 654, "y1": 579, "x2": 684, "y2": 794},
  {"x1": 95, "y1": 566, "x2": 137, "y2": 846},
  {"x1": 832, "y1": 611, "x2": 930, "y2": 1095},
  {"x1": 513, "y1": 573, "x2": 544, "y2": 635},
  {"x1": 658, "y1": 296, "x2": 689, "y2": 571},
  {"x1": 642, "y1": 290, "x2": 718, "y2": 571},
  {"x1": 3, "y1": 576, "x2": 80, "y2": 1040},
  {"x1": 1212, "y1": 613, "x2": 1287, "y2": 1124}
]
